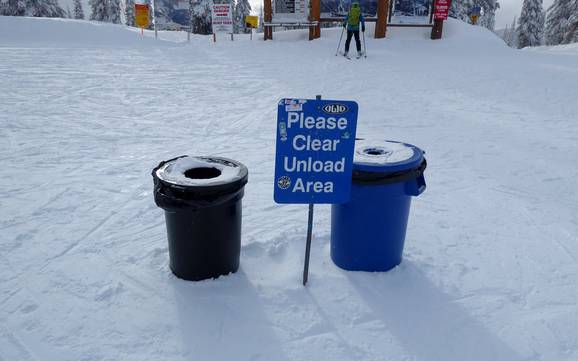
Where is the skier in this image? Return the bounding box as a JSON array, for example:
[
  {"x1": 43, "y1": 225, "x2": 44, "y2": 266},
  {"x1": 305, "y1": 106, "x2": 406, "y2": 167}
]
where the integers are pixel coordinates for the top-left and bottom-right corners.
[{"x1": 342, "y1": 2, "x2": 365, "y2": 58}]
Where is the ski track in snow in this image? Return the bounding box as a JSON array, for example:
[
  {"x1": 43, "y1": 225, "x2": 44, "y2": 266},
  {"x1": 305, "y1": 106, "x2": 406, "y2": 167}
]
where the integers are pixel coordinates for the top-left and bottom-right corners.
[{"x1": 1, "y1": 17, "x2": 578, "y2": 361}]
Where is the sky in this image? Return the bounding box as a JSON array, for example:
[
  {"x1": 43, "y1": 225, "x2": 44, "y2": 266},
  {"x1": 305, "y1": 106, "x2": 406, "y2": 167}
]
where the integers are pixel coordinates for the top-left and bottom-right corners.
[
  {"x1": 63, "y1": 0, "x2": 554, "y2": 31},
  {"x1": 495, "y1": 0, "x2": 553, "y2": 29}
]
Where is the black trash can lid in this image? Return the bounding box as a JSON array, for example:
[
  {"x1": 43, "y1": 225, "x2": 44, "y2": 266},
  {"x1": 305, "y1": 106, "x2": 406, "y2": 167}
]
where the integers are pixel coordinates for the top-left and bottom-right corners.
[
  {"x1": 353, "y1": 139, "x2": 424, "y2": 173},
  {"x1": 154, "y1": 156, "x2": 248, "y2": 193}
]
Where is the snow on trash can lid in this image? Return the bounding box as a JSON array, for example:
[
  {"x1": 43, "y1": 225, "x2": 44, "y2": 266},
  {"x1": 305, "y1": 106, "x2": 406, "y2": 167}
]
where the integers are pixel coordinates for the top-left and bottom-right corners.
[
  {"x1": 154, "y1": 156, "x2": 248, "y2": 189},
  {"x1": 353, "y1": 139, "x2": 424, "y2": 173}
]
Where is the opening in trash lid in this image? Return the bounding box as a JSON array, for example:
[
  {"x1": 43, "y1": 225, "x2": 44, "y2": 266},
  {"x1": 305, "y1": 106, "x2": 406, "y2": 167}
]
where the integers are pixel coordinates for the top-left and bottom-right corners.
[
  {"x1": 153, "y1": 156, "x2": 248, "y2": 195},
  {"x1": 353, "y1": 139, "x2": 424, "y2": 174}
]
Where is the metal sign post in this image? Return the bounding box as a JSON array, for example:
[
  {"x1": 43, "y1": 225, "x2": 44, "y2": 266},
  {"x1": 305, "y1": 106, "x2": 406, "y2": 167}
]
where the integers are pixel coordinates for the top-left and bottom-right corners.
[
  {"x1": 303, "y1": 203, "x2": 314, "y2": 285},
  {"x1": 274, "y1": 95, "x2": 359, "y2": 286},
  {"x1": 151, "y1": 0, "x2": 158, "y2": 39}
]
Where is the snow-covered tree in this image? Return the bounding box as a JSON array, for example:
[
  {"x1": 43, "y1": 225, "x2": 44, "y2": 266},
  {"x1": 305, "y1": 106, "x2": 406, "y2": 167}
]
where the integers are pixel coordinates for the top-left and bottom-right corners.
[
  {"x1": 1, "y1": 0, "x2": 65, "y2": 16},
  {"x1": 499, "y1": 17, "x2": 517, "y2": 47},
  {"x1": 108, "y1": 0, "x2": 121, "y2": 23},
  {"x1": 479, "y1": 0, "x2": 499, "y2": 30},
  {"x1": 90, "y1": 0, "x2": 108, "y2": 21},
  {"x1": 149, "y1": 0, "x2": 175, "y2": 28},
  {"x1": 2, "y1": 0, "x2": 26, "y2": 15},
  {"x1": 517, "y1": 0, "x2": 545, "y2": 48},
  {"x1": 450, "y1": 0, "x2": 499, "y2": 30},
  {"x1": 73, "y1": 0, "x2": 84, "y2": 18},
  {"x1": 27, "y1": 0, "x2": 66, "y2": 17},
  {"x1": 567, "y1": 1, "x2": 578, "y2": 43},
  {"x1": 450, "y1": 0, "x2": 475, "y2": 22},
  {"x1": 190, "y1": 0, "x2": 212, "y2": 34},
  {"x1": 544, "y1": 0, "x2": 577, "y2": 45},
  {"x1": 500, "y1": 23, "x2": 511, "y2": 45},
  {"x1": 506, "y1": 16, "x2": 518, "y2": 46},
  {"x1": 257, "y1": 4, "x2": 263, "y2": 33},
  {"x1": 125, "y1": 0, "x2": 134, "y2": 25},
  {"x1": 234, "y1": 0, "x2": 251, "y2": 33}
]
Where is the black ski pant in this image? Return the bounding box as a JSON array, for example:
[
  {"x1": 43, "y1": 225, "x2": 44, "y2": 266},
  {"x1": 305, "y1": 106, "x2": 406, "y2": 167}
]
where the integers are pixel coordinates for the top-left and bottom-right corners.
[{"x1": 345, "y1": 30, "x2": 361, "y2": 53}]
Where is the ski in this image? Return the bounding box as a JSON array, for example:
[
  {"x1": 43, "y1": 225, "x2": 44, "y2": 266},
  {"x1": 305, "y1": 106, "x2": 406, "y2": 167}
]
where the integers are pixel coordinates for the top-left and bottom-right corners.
[{"x1": 339, "y1": 51, "x2": 352, "y2": 60}]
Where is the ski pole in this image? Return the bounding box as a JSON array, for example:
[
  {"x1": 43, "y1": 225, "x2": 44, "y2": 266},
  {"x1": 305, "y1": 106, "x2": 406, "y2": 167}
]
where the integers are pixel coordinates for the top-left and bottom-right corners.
[
  {"x1": 362, "y1": 29, "x2": 367, "y2": 58},
  {"x1": 335, "y1": 26, "x2": 345, "y2": 56}
]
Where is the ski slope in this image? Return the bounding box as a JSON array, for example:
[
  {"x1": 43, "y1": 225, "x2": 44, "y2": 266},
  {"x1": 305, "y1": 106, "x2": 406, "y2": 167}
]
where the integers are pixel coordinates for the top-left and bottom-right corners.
[{"x1": 1, "y1": 16, "x2": 578, "y2": 361}]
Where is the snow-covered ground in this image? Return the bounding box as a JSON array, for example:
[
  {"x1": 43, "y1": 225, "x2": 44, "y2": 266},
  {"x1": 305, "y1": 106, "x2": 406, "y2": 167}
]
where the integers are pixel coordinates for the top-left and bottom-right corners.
[{"x1": 1, "y1": 16, "x2": 578, "y2": 361}]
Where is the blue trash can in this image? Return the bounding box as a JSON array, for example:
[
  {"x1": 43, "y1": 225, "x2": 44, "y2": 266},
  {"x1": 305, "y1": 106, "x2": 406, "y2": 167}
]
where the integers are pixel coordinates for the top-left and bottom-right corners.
[{"x1": 330, "y1": 140, "x2": 427, "y2": 272}]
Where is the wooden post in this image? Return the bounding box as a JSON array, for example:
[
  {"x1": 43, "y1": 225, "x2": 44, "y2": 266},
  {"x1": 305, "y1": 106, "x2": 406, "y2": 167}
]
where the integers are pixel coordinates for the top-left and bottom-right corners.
[
  {"x1": 374, "y1": 0, "x2": 388, "y2": 39},
  {"x1": 430, "y1": 19, "x2": 443, "y2": 39},
  {"x1": 264, "y1": 0, "x2": 273, "y2": 40},
  {"x1": 309, "y1": 0, "x2": 321, "y2": 40}
]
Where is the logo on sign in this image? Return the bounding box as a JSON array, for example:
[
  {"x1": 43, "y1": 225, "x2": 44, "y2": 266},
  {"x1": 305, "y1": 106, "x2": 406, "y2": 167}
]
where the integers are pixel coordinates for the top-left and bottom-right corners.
[
  {"x1": 322, "y1": 103, "x2": 348, "y2": 115},
  {"x1": 277, "y1": 176, "x2": 291, "y2": 189}
]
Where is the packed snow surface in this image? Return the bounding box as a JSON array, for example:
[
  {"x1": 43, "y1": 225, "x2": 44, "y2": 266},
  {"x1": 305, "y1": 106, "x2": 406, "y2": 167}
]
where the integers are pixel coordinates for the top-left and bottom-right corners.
[
  {"x1": 155, "y1": 156, "x2": 246, "y2": 186},
  {"x1": 2, "y1": 16, "x2": 578, "y2": 361},
  {"x1": 354, "y1": 140, "x2": 416, "y2": 165}
]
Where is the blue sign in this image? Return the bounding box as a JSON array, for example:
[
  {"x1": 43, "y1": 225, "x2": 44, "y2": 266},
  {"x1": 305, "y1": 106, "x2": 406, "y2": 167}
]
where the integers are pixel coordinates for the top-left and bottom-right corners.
[
  {"x1": 469, "y1": 6, "x2": 482, "y2": 15},
  {"x1": 274, "y1": 98, "x2": 358, "y2": 204}
]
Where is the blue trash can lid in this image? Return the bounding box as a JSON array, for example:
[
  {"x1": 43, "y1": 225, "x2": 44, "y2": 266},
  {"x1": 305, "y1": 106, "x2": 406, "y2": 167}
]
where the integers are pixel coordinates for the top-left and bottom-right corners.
[{"x1": 353, "y1": 139, "x2": 424, "y2": 173}]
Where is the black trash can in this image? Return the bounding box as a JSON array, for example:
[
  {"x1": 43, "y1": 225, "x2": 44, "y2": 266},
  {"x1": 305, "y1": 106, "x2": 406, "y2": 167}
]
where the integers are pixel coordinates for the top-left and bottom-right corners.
[{"x1": 152, "y1": 155, "x2": 248, "y2": 281}]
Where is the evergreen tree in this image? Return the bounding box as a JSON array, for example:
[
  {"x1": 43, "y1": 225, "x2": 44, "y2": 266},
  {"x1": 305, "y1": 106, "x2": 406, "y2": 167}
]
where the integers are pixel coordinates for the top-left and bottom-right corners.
[
  {"x1": 517, "y1": 0, "x2": 544, "y2": 48},
  {"x1": 73, "y1": 0, "x2": 84, "y2": 19},
  {"x1": 2, "y1": 0, "x2": 65, "y2": 16},
  {"x1": 89, "y1": 0, "x2": 108, "y2": 21},
  {"x1": 545, "y1": 0, "x2": 569, "y2": 44},
  {"x1": 507, "y1": 16, "x2": 518, "y2": 47},
  {"x1": 234, "y1": 0, "x2": 251, "y2": 33},
  {"x1": 148, "y1": 0, "x2": 177, "y2": 27},
  {"x1": 189, "y1": 0, "x2": 211, "y2": 34},
  {"x1": 501, "y1": 24, "x2": 511, "y2": 45},
  {"x1": 566, "y1": 0, "x2": 578, "y2": 42},
  {"x1": 450, "y1": 0, "x2": 474, "y2": 22},
  {"x1": 545, "y1": 0, "x2": 577, "y2": 45},
  {"x1": 450, "y1": 0, "x2": 499, "y2": 30},
  {"x1": 108, "y1": 0, "x2": 121, "y2": 23},
  {"x1": 125, "y1": 0, "x2": 134, "y2": 26},
  {"x1": 258, "y1": 4, "x2": 263, "y2": 33},
  {"x1": 3, "y1": 0, "x2": 26, "y2": 15},
  {"x1": 479, "y1": 0, "x2": 499, "y2": 30},
  {"x1": 27, "y1": 0, "x2": 66, "y2": 17}
]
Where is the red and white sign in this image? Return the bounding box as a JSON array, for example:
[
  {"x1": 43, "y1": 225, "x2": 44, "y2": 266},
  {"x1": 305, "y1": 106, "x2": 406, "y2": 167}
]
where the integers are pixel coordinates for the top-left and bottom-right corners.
[
  {"x1": 433, "y1": 0, "x2": 450, "y2": 20},
  {"x1": 211, "y1": 3, "x2": 233, "y2": 33}
]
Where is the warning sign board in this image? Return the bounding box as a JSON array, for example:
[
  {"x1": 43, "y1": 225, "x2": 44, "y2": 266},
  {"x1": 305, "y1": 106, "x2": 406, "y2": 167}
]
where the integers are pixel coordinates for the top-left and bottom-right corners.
[
  {"x1": 433, "y1": 0, "x2": 450, "y2": 20},
  {"x1": 211, "y1": 3, "x2": 233, "y2": 33},
  {"x1": 134, "y1": 4, "x2": 150, "y2": 28},
  {"x1": 245, "y1": 15, "x2": 259, "y2": 28},
  {"x1": 273, "y1": 0, "x2": 308, "y2": 21}
]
